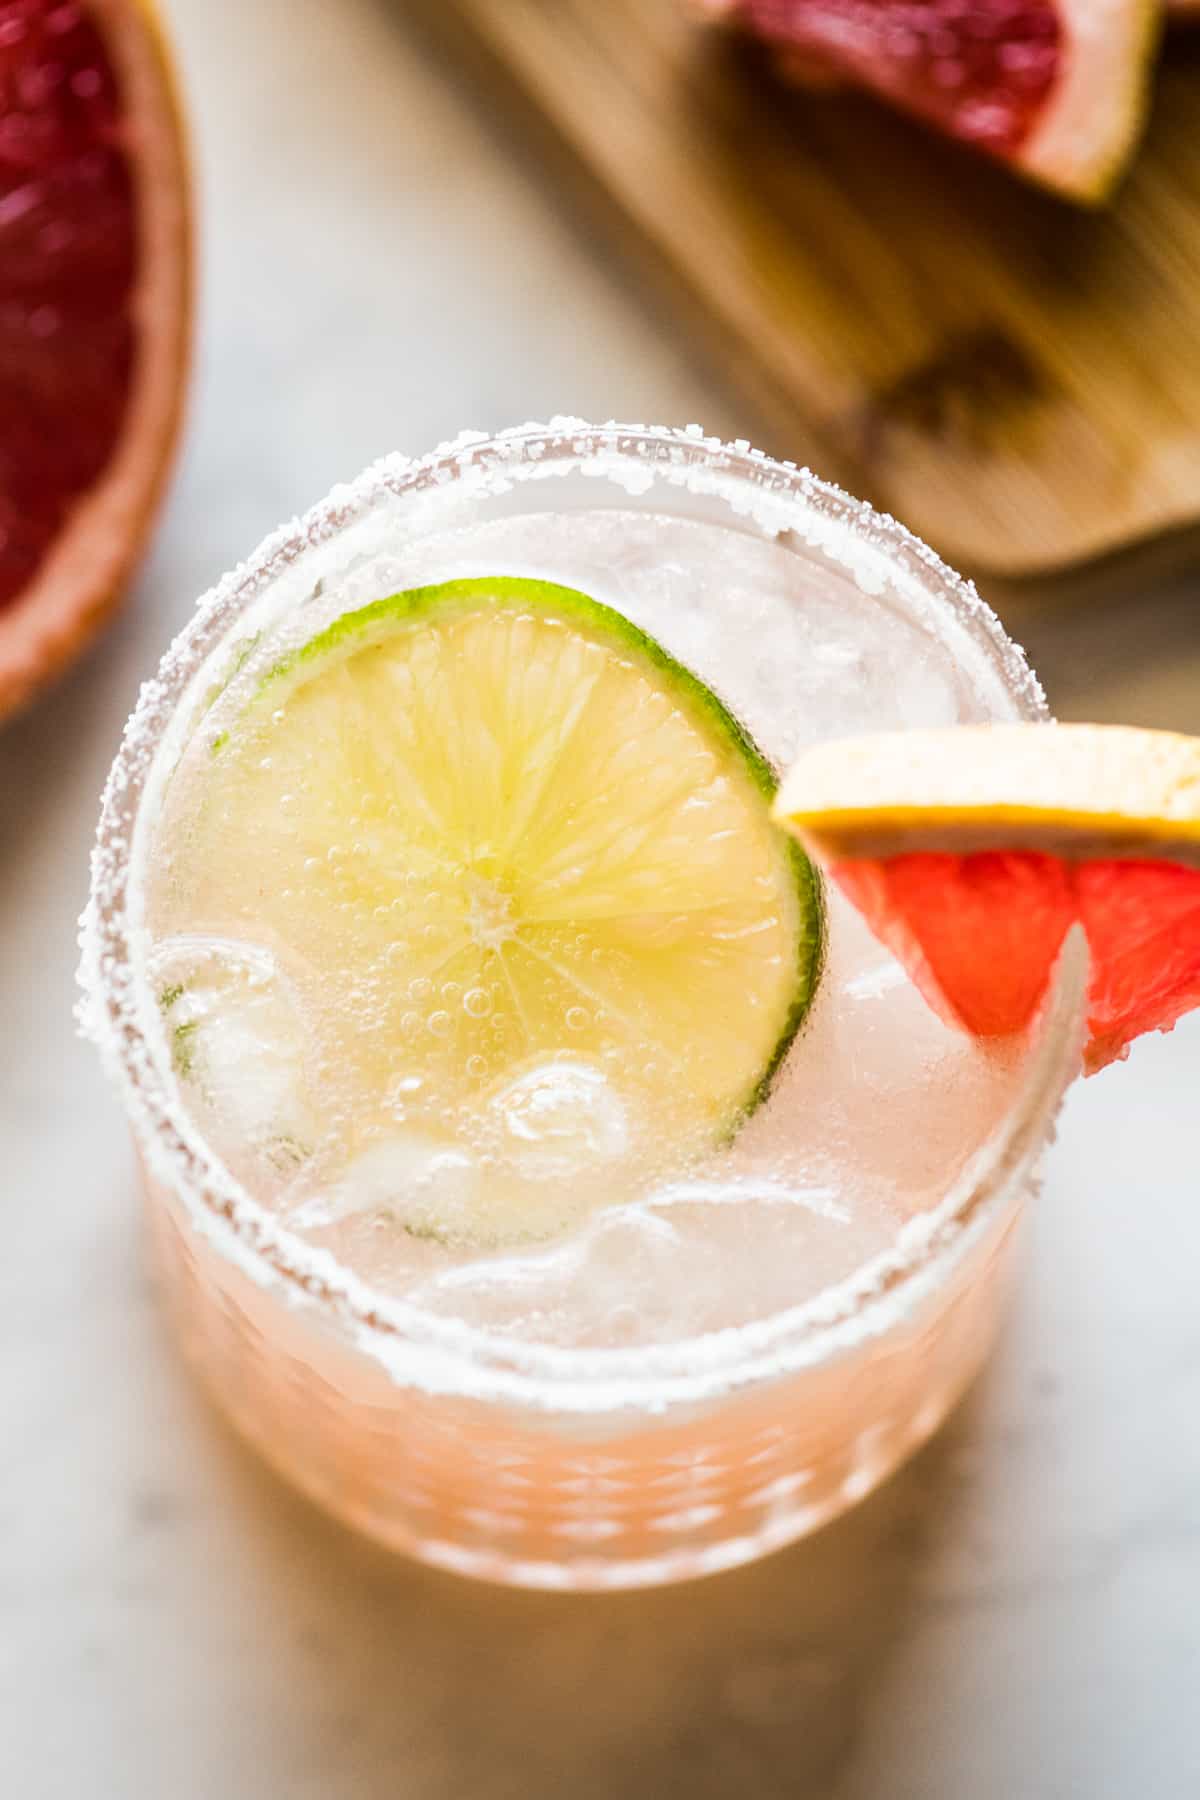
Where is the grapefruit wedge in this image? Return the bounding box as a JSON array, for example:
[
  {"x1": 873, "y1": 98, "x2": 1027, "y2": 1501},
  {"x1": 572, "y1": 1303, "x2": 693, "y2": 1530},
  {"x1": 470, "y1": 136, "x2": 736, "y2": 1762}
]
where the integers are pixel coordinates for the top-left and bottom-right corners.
[
  {"x1": 706, "y1": 0, "x2": 1159, "y2": 203},
  {"x1": 774, "y1": 725, "x2": 1200, "y2": 1073},
  {"x1": 0, "y1": 0, "x2": 191, "y2": 721}
]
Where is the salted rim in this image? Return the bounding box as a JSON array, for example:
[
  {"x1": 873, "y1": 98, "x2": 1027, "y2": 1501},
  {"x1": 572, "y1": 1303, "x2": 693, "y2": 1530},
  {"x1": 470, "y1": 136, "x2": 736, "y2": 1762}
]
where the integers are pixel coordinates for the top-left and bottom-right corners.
[{"x1": 78, "y1": 420, "x2": 1087, "y2": 1413}]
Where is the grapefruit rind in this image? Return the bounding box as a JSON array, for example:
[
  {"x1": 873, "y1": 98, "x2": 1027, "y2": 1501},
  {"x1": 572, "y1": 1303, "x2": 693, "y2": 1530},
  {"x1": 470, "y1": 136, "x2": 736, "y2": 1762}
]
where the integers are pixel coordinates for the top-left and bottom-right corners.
[
  {"x1": 0, "y1": 0, "x2": 192, "y2": 722},
  {"x1": 775, "y1": 726, "x2": 1200, "y2": 862},
  {"x1": 1019, "y1": 0, "x2": 1161, "y2": 204}
]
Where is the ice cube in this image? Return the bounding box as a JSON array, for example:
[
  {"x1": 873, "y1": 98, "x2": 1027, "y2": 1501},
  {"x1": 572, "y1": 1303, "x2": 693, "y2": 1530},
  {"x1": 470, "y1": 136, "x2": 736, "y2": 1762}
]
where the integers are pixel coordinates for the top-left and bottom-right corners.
[
  {"x1": 409, "y1": 1199, "x2": 683, "y2": 1341},
  {"x1": 284, "y1": 1061, "x2": 637, "y2": 1253},
  {"x1": 843, "y1": 954, "x2": 908, "y2": 1002},
  {"x1": 290, "y1": 1134, "x2": 482, "y2": 1241},
  {"x1": 486, "y1": 1058, "x2": 631, "y2": 1180},
  {"x1": 407, "y1": 1174, "x2": 880, "y2": 1346},
  {"x1": 149, "y1": 936, "x2": 323, "y2": 1175}
]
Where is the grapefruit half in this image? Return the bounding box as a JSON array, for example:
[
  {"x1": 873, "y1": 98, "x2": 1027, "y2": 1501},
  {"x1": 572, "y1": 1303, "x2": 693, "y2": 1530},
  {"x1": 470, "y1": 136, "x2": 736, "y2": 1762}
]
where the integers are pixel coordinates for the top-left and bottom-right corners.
[
  {"x1": 774, "y1": 724, "x2": 1200, "y2": 1073},
  {"x1": 0, "y1": 0, "x2": 191, "y2": 721},
  {"x1": 707, "y1": 0, "x2": 1159, "y2": 203}
]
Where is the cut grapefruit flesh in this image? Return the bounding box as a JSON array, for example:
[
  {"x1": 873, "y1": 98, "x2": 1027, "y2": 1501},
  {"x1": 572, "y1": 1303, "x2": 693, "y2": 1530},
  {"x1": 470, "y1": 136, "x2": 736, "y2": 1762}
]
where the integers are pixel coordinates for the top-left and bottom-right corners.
[
  {"x1": 0, "y1": 0, "x2": 191, "y2": 720},
  {"x1": 774, "y1": 725, "x2": 1200, "y2": 1072},
  {"x1": 710, "y1": 0, "x2": 1159, "y2": 203}
]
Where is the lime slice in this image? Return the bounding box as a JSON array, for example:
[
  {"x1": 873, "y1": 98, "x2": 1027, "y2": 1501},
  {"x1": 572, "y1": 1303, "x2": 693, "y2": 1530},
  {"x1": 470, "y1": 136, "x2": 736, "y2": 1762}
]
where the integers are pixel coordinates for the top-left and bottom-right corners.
[{"x1": 164, "y1": 577, "x2": 822, "y2": 1238}]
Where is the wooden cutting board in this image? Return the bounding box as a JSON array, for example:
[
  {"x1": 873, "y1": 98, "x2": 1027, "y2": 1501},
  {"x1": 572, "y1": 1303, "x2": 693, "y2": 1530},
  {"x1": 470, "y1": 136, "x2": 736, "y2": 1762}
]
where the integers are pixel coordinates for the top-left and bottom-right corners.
[{"x1": 407, "y1": 0, "x2": 1200, "y2": 583}]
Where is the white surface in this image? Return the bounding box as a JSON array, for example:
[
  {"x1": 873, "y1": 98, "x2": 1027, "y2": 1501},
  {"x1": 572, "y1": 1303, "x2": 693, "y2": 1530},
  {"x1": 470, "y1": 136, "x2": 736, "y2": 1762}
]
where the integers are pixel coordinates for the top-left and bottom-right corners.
[{"x1": 2, "y1": 1, "x2": 1199, "y2": 1793}]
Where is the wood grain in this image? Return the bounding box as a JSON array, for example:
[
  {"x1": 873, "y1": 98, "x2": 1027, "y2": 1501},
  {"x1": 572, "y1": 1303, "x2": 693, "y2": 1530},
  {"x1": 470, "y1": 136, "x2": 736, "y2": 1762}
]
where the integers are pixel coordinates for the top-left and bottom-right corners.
[{"x1": 407, "y1": 0, "x2": 1200, "y2": 581}]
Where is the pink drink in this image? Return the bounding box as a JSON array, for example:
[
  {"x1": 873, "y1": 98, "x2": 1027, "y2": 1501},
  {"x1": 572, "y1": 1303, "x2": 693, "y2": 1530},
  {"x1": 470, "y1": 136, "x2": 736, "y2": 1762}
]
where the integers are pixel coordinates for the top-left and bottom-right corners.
[{"x1": 80, "y1": 424, "x2": 1084, "y2": 1587}]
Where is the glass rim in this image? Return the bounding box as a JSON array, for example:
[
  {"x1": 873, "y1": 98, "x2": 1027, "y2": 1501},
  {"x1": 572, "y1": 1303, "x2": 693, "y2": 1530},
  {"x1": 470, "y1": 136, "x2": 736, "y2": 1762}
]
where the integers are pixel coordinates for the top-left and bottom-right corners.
[{"x1": 79, "y1": 419, "x2": 1088, "y2": 1413}]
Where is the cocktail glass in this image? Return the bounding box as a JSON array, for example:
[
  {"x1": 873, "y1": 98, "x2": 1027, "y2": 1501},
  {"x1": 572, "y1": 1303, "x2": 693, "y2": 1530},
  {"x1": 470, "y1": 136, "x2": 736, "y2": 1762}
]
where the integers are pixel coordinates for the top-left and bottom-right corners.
[{"x1": 80, "y1": 422, "x2": 1085, "y2": 1589}]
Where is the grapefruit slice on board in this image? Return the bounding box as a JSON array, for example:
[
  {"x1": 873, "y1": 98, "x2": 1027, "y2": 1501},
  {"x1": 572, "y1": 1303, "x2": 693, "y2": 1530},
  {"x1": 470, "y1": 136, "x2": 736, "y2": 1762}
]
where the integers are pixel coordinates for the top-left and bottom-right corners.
[
  {"x1": 774, "y1": 725, "x2": 1200, "y2": 1073},
  {"x1": 0, "y1": 0, "x2": 191, "y2": 721},
  {"x1": 705, "y1": 0, "x2": 1159, "y2": 203}
]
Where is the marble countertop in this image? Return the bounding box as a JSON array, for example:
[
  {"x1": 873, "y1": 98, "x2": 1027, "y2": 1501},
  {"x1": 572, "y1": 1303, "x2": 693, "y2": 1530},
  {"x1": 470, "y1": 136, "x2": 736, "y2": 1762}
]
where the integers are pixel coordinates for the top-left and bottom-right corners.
[{"x1": 3, "y1": 2, "x2": 1199, "y2": 1794}]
